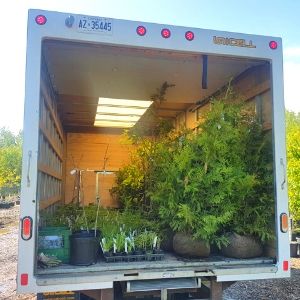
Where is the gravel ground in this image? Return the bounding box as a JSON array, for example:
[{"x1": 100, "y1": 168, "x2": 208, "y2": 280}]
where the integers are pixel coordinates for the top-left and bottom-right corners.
[
  {"x1": 223, "y1": 259, "x2": 300, "y2": 299},
  {"x1": 0, "y1": 206, "x2": 35, "y2": 300},
  {"x1": 1, "y1": 206, "x2": 300, "y2": 300}
]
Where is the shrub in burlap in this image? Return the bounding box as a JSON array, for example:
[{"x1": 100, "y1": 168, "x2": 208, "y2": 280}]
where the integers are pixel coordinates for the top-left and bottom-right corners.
[
  {"x1": 173, "y1": 232, "x2": 210, "y2": 257},
  {"x1": 221, "y1": 233, "x2": 263, "y2": 258}
]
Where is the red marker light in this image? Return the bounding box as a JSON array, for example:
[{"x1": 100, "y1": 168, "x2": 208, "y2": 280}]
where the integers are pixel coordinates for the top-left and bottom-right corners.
[
  {"x1": 35, "y1": 15, "x2": 47, "y2": 25},
  {"x1": 185, "y1": 31, "x2": 194, "y2": 41},
  {"x1": 269, "y1": 41, "x2": 278, "y2": 50},
  {"x1": 283, "y1": 260, "x2": 289, "y2": 271},
  {"x1": 161, "y1": 28, "x2": 171, "y2": 39},
  {"x1": 136, "y1": 25, "x2": 146, "y2": 36},
  {"x1": 21, "y1": 274, "x2": 28, "y2": 286}
]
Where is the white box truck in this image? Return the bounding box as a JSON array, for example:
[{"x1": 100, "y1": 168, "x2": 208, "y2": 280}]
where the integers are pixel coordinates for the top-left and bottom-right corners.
[{"x1": 18, "y1": 9, "x2": 290, "y2": 299}]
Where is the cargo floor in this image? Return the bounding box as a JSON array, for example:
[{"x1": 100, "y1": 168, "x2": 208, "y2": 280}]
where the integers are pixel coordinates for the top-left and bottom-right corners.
[{"x1": 36, "y1": 253, "x2": 275, "y2": 275}]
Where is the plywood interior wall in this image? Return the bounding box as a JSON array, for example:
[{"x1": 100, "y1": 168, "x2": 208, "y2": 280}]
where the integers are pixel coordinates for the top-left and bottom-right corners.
[
  {"x1": 38, "y1": 59, "x2": 65, "y2": 212},
  {"x1": 175, "y1": 64, "x2": 271, "y2": 131},
  {"x1": 65, "y1": 133, "x2": 132, "y2": 207}
]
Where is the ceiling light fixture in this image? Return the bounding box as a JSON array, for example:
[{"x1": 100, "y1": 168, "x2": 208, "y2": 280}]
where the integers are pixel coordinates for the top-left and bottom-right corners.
[{"x1": 94, "y1": 97, "x2": 153, "y2": 128}]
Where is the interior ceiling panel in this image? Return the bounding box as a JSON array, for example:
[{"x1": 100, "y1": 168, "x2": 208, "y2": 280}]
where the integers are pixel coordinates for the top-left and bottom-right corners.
[{"x1": 43, "y1": 40, "x2": 262, "y2": 129}]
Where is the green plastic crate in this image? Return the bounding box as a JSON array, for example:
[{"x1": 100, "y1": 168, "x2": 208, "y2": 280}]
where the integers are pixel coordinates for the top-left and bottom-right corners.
[{"x1": 38, "y1": 227, "x2": 71, "y2": 263}]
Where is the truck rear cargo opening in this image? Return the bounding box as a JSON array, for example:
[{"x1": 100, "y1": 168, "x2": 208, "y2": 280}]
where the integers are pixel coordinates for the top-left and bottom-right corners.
[{"x1": 18, "y1": 9, "x2": 289, "y2": 298}]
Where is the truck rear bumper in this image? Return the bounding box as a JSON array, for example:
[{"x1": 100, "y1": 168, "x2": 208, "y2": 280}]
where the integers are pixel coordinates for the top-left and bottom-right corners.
[
  {"x1": 34, "y1": 256, "x2": 279, "y2": 292},
  {"x1": 36, "y1": 264, "x2": 277, "y2": 286}
]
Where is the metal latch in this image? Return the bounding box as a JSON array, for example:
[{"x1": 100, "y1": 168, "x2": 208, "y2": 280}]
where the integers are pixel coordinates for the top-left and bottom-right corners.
[
  {"x1": 27, "y1": 150, "x2": 32, "y2": 187},
  {"x1": 280, "y1": 158, "x2": 286, "y2": 190}
]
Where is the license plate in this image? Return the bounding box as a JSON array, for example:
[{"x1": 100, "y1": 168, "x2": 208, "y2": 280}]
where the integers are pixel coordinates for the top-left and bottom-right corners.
[{"x1": 77, "y1": 16, "x2": 113, "y2": 35}]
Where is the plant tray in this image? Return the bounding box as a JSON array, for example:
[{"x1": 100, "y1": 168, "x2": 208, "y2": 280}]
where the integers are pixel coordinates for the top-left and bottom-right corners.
[{"x1": 103, "y1": 252, "x2": 165, "y2": 263}]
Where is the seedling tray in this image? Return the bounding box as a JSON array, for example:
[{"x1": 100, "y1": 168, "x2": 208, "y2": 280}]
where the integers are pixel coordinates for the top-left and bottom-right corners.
[{"x1": 103, "y1": 252, "x2": 164, "y2": 263}]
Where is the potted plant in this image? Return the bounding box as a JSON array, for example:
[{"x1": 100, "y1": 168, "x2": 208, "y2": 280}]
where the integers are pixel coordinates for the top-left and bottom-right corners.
[
  {"x1": 144, "y1": 231, "x2": 156, "y2": 255},
  {"x1": 125, "y1": 234, "x2": 135, "y2": 255},
  {"x1": 113, "y1": 231, "x2": 126, "y2": 256},
  {"x1": 100, "y1": 237, "x2": 114, "y2": 257},
  {"x1": 153, "y1": 236, "x2": 163, "y2": 255},
  {"x1": 135, "y1": 231, "x2": 147, "y2": 254}
]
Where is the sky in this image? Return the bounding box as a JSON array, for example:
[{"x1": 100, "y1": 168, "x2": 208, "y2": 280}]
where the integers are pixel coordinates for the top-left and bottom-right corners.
[{"x1": 0, "y1": 0, "x2": 299, "y2": 133}]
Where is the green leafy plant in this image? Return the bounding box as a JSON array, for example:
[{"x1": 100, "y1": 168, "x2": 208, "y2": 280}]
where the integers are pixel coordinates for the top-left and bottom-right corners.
[
  {"x1": 155, "y1": 236, "x2": 161, "y2": 250},
  {"x1": 134, "y1": 232, "x2": 144, "y2": 251},
  {"x1": 149, "y1": 89, "x2": 274, "y2": 246},
  {"x1": 126, "y1": 235, "x2": 135, "y2": 253},
  {"x1": 43, "y1": 203, "x2": 82, "y2": 231},
  {"x1": 114, "y1": 231, "x2": 126, "y2": 253},
  {"x1": 231, "y1": 124, "x2": 275, "y2": 242},
  {"x1": 100, "y1": 237, "x2": 114, "y2": 253},
  {"x1": 135, "y1": 230, "x2": 158, "y2": 252},
  {"x1": 112, "y1": 134, "x2": 172, "y2": 217}
]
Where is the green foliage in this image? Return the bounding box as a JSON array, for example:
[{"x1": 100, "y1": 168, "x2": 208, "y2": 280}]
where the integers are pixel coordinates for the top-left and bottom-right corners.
[
  {"x1": 126, "y1": 236, "x2": 135, "y2": 253},
  {"x1": 286, "y1": 111, "x2": 300, "y2": 221},
  {"x1": 98, "y1": 208, "x2": 159, "y2": 238},
  {"x1": 150, "y1": 99, "x2": 261, "y2": 246},
  {"x1": 128, "y1": 117, "x2": 174, "y2": 139},
  {"x1": 52, "y1": 89, "x2": 276, "y2": 249},
  {"x1": 114, "y1": 88, "x2": 275, "y2": 246},
  {"x1": 126, "y1": 82, "x2": 175, "y2": 139},
  {"x1": 0, "y1": 128, "x2": 21, "y2": 148},
  {"x1": 46, "y1": 203, "x2": 159, "y2": 235},
  {"x1": 43, "y1": 203, "x2": 83, "y2": 231},
  {"x1": 112, "y1": 159, "x2": 145, "y2": 211},
  {"x1": 0, "y1": 146, "x2": 22, "y2": 188},
  {"x1": 100, "y1": 236, "x2": 114, "y2": 253},
  {"x1": 231, "y1": 124, "x2": 275, "y2": 242},
  {"x1": 114, "y1": 231, "x2": 126, "y2": 252},
  {"x1": 135, "y1": 230, "x2": 157, "y2": 251},
  {"x1": 0, "y1": 128, "x2": 22, "y2": 194},
  {"x1": 112, "y1": 135, "x2": 170, "y2": 215}
]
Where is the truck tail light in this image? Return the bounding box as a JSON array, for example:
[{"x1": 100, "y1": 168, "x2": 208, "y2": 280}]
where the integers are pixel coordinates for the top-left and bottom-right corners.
[
  {"x1": 20, "y1": 273, "x2": 29, "y2": 286},
  {"x1": 161, "y1": 28, "x2": 171, "y2": 39},
  {"x1": 283, "y1": 260, "x2": 289, "y2": 271},
  {"x1": 280, "y1": 213, "x2": 288, "y2": 233},
  {"x1": 136, "y1": 26, "x2": 146, "y2": 36},
  {"x1": 269, "y1": 41, "x2": 278, "y2": 50},
  {"x1": 21, "y1": 217, "x2": 33, "y2": 240}
]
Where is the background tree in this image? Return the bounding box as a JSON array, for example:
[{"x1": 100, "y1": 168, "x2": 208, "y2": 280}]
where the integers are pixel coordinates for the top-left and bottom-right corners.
[
  {"x1": 286, "y1": 111, "x2": 300, "y2": 222},
  {"x1": 0, "y1": 128, "x2": 16, "y2": 147},
  {"x1": 0, "y1": 127, "x2": 22, "y2": 196}
]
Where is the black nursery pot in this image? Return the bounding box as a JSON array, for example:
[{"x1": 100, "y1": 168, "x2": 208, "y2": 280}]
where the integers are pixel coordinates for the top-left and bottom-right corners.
[
  {"x1": 153, "y1": 249, "x2": 164, "y2": 254},
  {"x1": 70, "y1": 230, "x2": 99, "y2": 266},
  {"x1": 73, "y1": 229, "x2": 101, "y2": 237}
]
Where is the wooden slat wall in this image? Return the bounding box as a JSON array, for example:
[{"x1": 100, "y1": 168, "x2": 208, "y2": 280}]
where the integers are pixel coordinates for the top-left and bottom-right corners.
[
  {"x1": 177, "y1": 64, "x2": 272, "y2": 131},
  {"x1": 37, "y1": 59, "x2": 65, "y2": 211},
  {"x1": 65, "y1": 133, "x2": 132, "y2": 207}
]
